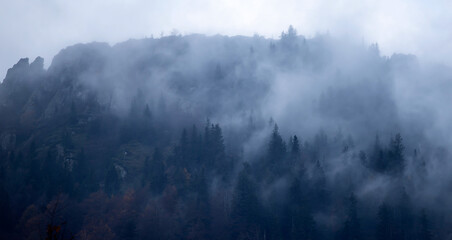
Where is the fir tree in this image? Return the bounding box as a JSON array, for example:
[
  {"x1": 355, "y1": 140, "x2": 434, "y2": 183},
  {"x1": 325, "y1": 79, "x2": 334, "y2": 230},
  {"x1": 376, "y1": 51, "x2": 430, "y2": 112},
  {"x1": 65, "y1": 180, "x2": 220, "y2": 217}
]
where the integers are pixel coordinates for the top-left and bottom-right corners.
[
  {"x1": 338, "y1": 193, "x2": 361, "y2": 240},
  {"x1": 419, "y1": 210, "x2": 432, "y2": 240},
  {"x1": 231, "y1": 163, "x2": 262, "y2": 239},
  {"x1": 387, "y1": 133, "x2": 405, "y2": 174},
  {"x1": 370, "y1": 134, "x2": 386, "y2": 172},
  {"x1": 266, "y1": 124, "x2": 286, "y2": 178},
  {"x1": 144, "y1": 148, "x2": 166, "y2": 194},
  {"x1": 376, "y1": 203, "x2": 393, "y2": 240}
]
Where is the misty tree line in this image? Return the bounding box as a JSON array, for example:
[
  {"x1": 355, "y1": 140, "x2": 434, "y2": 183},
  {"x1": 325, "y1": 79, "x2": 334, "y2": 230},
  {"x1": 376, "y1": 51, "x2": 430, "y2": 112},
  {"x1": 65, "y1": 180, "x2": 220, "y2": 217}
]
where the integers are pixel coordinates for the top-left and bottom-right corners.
[
  {"x1": 1, "y1": 26, "x2": 450, "y2": 239},
  {"x1": 0, "y1": 107, "x2": 436, "y2": 239}
]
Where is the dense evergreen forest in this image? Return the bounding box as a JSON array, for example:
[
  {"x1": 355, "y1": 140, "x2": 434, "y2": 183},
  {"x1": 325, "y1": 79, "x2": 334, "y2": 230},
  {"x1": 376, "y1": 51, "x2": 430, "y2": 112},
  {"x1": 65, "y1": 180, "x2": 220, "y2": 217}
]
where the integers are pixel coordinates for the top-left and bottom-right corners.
[{"x1": 0, "y1": 27, "x2": 451, "y2": 239}]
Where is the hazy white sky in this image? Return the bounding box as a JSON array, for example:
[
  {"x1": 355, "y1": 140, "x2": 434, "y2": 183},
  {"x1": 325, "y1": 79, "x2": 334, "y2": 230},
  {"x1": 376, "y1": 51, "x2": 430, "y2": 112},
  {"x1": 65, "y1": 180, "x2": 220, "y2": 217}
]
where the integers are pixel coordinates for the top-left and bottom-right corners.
[{"x1": 1, "y1": 0, "x2": 451, "y2": 79}]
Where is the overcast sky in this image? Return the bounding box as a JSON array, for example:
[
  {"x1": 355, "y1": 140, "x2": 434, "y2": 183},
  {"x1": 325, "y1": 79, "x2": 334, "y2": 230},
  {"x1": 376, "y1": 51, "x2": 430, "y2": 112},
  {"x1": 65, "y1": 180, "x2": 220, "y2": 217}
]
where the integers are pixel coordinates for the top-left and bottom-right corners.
[{"x1": 1, "y1": 0, "x2": 451, "y2": 79}]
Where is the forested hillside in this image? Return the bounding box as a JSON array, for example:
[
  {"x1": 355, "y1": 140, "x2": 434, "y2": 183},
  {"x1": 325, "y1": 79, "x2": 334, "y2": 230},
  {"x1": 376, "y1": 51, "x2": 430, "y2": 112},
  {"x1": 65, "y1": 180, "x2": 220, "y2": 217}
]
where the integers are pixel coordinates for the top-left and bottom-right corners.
[{"x1": 1, "y1": 27, "x2": 451, "y2": 239}]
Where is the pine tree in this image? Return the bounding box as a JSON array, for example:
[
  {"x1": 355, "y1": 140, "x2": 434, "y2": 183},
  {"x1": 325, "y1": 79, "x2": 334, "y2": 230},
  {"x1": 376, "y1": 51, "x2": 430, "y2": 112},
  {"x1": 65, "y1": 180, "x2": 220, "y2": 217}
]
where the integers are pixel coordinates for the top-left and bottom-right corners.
[
  {"x1": 419, "y1": 210, "x2": 432, "y2": 240},
  {"x1": 189, "y1": 125, "x2": 201, "y2": 166},
  {"x1": 186, "y1": 169, "x2": 211, "y2": 240},
  {"x1": 370, "y1": 134, "x2": 386, "y2": 172},
  {"x1": 388, "y1": 133, "x2": 405, "y2": 174},
  {"x1": 144, "y1": 148, "x2": 166, "y2": 194},
  {"x1": 210, "y1": 124, "x2": 226, "y2": 171},
  {"x1": 266, "y1": 124, "x2": 286, "y2": 178},
  {"x1": 348, "y1": 193, "x2": 361, "y2": 240},
  {"x1": 311, "y1": 160, "x2": 328, "y2": 209},
  {"x1": 289, "y1": 135, "x2": 303, "y2": 175},
  {"x1": 290, "y1": 135, "x2": 300, "y2": 158},
  {"x1": 199, "y1": 122, "x2": 226, "y2": 174},
  {"x1": 280, "y1": 25, "x2": 298, "y2": 51},
  {"x1": 142, "y1": 104, "x2": 154, "y2": 143},
  {"x1": 283, "y1": 177, "x2": 315, "y2": 240},
  {"x1": 394, "y1": 189, "x2": 414, "y2": 240},
  {"x1": 338, "y1": 193, "x2": 361, "y2": 240},
  {"x1": 231, "y1": 163, "x2": 262, "y2": 239},
  {"x1": 268, "y1": 124, "x2": 286, "y2": 161},
  {"x1": 105, "y1": 165, "x2": 120, "y2": 196},
  {"x1": 376, "y1": 203, "x2": 393, "y2": 240}
]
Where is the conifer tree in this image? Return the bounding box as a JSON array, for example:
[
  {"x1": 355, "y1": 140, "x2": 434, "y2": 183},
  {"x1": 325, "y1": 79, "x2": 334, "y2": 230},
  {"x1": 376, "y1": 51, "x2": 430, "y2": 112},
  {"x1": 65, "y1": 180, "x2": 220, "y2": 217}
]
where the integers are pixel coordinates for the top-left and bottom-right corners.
[
  {"x1": 376, "y1": 203, "x2": 393, "y2": 240},
  {"x1": 419, "y1": 210, "x2": 432, "y2": 240},
  {"x1": 144, "y1": 148, "x2": 166, "y2": 194},
  {"x1": 283, "y1": 177, "x2": 316, "y2": 240},
  {"x1": 231, "y1": 163, "x2": 262, "y2": 239},
  {"x1": 105, "y1": 165, "x2": 120, "y2": 196},
  {"x1": 338, "y1": 193, "x2": 361, "y2": 240},
  {"x1": 370, "y1": 134, "x2": 386, "y2": 172},
  {"x1": 388, "y1": 133, "x2": 405, "y2": 174},
  {"x1": 266, "y1": 124, "x2": 286, "y2": 178}
]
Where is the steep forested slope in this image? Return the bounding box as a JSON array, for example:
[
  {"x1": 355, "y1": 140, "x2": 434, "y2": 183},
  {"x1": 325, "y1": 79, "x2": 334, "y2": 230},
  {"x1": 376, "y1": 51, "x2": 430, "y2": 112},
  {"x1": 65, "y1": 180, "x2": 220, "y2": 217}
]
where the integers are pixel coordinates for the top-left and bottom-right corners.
[{"x1": 0, "y1": 28, "x2": 451, "y2": 239}]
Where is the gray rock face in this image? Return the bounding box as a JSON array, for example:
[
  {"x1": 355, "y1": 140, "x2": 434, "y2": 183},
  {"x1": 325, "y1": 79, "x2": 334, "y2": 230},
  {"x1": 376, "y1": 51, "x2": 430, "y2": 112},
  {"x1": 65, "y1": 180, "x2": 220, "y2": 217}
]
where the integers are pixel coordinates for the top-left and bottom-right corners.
[
  {"x1": 2, "y1": 58, "x2": 29, "y2": 86},
  {"x1": 0, "y1": 47, "x2": 106, "y2": 131},
  {"x1": 30, "y1": 56, "x2": 44, "y2": 73},
  {"x1": 0, "y1": 57, "x2": 45, "y2": 109},
  {"x1": 2, "y1": 57, "x2": 44, "y2": 84}
]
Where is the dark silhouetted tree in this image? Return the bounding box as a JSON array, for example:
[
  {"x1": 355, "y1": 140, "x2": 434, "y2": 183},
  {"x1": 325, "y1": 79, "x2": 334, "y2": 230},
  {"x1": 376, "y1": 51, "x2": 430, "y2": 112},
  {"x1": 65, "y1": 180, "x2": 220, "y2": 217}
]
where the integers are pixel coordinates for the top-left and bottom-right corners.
[
  {"x1": 370, "y1": 134, "x2": 386, "y2": 172},
  {"x1": 338, "y1": 193, "x2": 361, "y2": 240},
  {"x1": 265, "y1": 124, "x2": 286, "y2": 179},
  {"x1": 290, "y1": 135, "x2": 300, "y2": 157},
  {"x1": 376, "y1": 203, "x2": 393, "y2": 240},
  {"x1": 282, "y1": 177, "x2": 316, "y2": 240},
  {"x1": 311, "y1": 160, "x2": 329, "y2": 209},
  {"x1": 186, "y1": 169, "x2": 211, "y2": 240},
  {"x1": 419, "y1": 210, "x2": 432, "y2": 240},
  {"x1": 105, "y1": 165, "x2": 120, "y2": 196},
  {"x1": 394, "y1": 189, "x2": 414, "y2": 240},
  {"x1": 143, "y1": 148, "x2": 166, "y2": 194},
  {"x1": 231, "y1": 163, "x2": 262, "y2": 239},
  {"x1": 387, "y1": 133, "x2": 405, "y2": 174}
]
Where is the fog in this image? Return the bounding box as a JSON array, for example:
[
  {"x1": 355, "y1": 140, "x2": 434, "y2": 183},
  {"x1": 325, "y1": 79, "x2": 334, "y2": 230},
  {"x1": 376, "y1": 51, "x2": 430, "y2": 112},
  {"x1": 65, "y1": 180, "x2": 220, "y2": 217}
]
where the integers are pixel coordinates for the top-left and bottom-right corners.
[
  {"x1": 5, "y1": 29, "x2": 451, "y2": 211},
  {"x1": 2, "y1": 1, "x2": 452, "y2": 238},
  {"x1": 2, "y1": 0, "x2": 452, "y2": 80}
]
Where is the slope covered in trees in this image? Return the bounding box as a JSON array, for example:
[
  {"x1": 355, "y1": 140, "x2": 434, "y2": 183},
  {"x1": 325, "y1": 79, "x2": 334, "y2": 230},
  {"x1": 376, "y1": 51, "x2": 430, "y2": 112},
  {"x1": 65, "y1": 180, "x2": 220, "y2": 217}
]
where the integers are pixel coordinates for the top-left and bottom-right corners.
[{"x1": 0, "y1": 27, "x2": 451, "y2": 239}]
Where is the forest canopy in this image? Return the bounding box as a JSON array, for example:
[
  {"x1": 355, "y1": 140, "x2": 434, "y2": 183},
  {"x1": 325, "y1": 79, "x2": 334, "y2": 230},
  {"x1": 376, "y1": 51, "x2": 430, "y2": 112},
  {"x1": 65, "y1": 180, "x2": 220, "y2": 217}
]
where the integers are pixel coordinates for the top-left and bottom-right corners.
[{"x1": 0, "y1": 27, "x2": 451, "y2": 239}]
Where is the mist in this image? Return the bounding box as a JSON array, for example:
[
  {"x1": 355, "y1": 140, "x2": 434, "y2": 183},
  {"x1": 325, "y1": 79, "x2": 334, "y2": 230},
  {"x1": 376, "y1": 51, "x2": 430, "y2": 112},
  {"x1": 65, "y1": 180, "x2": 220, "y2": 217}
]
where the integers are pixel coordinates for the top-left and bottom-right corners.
[
  {"x1": 1, "y1": 24, "x2": 452, "y2": 239},
  {"x1": 2, "y1": 0, "x2": 452, "y2": 80}
]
